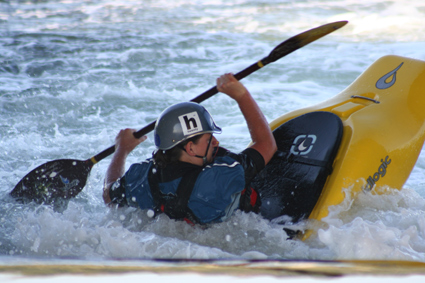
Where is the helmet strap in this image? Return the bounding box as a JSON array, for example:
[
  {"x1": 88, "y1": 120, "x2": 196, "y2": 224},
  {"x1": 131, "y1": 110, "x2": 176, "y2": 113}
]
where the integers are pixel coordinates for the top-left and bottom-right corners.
[{"x1": 194, "y1": 134, "x2": 213, "y2": 167}]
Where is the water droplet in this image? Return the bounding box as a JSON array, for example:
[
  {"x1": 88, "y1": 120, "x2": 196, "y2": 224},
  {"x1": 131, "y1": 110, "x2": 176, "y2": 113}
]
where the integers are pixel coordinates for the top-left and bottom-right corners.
[{"x1": 147, "y1": 210, "x2": 155, "y2": 218}]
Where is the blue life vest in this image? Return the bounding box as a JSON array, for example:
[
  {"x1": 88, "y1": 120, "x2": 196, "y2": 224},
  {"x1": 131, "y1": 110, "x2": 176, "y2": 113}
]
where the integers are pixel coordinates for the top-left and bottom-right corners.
[{"x1": 122, "y1": 155, "x2": 245, "y2": 224}]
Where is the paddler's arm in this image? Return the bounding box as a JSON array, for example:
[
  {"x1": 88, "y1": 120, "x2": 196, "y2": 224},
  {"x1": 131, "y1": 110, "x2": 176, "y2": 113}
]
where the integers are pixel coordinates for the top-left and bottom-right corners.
[
  {"x1": 103, "y1": 128, "x2": 147, "y2": 204},
  {"x1": 216, "y1": 73, "x2": 277, "y2": 165}
]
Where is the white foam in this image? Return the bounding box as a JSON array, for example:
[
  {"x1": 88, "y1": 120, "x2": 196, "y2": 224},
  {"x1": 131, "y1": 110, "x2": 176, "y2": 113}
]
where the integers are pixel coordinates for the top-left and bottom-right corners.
[{"x1": 2, "y1": 0, "x2": 425, "y2": 264}]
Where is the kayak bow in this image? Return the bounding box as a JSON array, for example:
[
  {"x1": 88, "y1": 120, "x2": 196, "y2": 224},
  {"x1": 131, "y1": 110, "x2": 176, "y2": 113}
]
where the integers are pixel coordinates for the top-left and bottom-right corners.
[{"x1": 254, "y1": 55, "x2": 425, "y2": 238}]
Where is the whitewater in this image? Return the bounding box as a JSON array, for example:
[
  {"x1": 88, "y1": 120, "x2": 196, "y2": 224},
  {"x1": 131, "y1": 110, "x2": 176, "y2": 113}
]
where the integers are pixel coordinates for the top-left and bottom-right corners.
[{"x1": 2, "y1": 0, "x2": 425, "y2": 269}]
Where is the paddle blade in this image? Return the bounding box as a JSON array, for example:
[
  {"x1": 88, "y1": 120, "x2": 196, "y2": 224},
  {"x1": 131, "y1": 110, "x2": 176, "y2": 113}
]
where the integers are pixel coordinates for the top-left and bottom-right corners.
[
  {"x1": 10, "y1": 159, "x2": 92, "y2": 204},
  {"x1": 267, "y1": 21, "x2": 348, "y2": 63}
]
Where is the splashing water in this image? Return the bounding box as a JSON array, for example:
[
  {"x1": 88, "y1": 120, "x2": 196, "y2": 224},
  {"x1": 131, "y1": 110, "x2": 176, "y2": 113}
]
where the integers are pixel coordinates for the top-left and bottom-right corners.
[{"x1": 1, "y1": 0, "x2": 425, "y2": 263}]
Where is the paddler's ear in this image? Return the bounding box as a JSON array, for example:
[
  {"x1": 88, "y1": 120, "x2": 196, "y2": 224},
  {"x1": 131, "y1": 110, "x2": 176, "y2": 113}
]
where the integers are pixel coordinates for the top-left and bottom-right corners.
[{"x1": 183, "y1": 141, "x2": 196, "y2": 156}]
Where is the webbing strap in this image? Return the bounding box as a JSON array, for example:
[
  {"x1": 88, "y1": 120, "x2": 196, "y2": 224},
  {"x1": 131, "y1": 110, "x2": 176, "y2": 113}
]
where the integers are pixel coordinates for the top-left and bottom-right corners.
[
  {"x1": 148, "y1": 167, "x2": 162, "y2": 211},
  {"x1": 275, "y1": 151, "x2": 333, "y2": 175},
  {"x1": 148, "y1": 165, "x2": 203, "y2": 221}
]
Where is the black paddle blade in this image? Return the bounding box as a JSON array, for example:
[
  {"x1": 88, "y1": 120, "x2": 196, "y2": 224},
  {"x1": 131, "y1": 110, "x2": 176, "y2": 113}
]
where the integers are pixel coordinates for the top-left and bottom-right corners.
[
  {"x1": 10, "y1": 159, "x2": 92, "y2": 204},
  {"x1": 267, "y1": 21, "x2": 348, "y2": 63}
]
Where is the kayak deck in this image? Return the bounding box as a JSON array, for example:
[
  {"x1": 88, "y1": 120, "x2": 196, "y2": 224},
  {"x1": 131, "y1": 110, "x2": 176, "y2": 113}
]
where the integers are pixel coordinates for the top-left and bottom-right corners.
[{"x1": 262, "y1": 55, "x2": 425, "y2": 232}]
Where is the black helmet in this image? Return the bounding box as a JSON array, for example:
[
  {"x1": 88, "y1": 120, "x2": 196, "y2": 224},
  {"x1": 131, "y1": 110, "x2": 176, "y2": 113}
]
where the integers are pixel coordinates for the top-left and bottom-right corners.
[{"x1": 154, "y1": 102, "x2": 222, "y2": 150}]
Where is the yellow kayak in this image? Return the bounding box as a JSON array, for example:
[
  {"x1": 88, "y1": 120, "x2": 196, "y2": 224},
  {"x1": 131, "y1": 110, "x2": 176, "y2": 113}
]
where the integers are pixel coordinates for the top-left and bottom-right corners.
[{"x1": 253, "y1": 55, "x2": 425, "y2": 236}]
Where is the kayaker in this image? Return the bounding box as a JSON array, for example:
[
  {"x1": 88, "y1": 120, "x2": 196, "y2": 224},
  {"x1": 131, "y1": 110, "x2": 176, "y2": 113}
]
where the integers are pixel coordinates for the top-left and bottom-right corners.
[{"x1": 103, "y1": 73, "x2": 277, "y2": 224}]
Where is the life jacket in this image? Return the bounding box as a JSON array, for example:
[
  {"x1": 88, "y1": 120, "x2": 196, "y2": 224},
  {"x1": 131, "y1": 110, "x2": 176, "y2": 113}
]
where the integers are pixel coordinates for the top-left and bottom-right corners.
[
  {"x1": 122, "y1": 155, "x2": 261, "y2": 224},
  {"x1": 148, "y1": 164, "x2": 203, "y2": 225},
  {"x1": 148, "y1": 164, "x2": 262, "y2": 224}
]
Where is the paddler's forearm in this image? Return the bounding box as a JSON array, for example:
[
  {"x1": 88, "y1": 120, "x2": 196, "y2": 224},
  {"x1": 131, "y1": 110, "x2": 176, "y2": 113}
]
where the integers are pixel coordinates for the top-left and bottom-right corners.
[
  {"x1": 102, "y1": 128, "x2": 147, "y2": 204},
  {"x1": 103, "y1": 149, "x2": 128, "y2": 204},
  {"x1": 235, "y1": 91, "x2": 277, "y2": 164},
  {"x1": 216, "y1": 73, "x2": 277, "y2": 164}
]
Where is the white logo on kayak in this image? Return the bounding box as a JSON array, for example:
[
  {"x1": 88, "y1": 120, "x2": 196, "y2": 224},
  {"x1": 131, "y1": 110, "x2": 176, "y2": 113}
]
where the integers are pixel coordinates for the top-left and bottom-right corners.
[
  {"x1": 178, "y1": 111, "x2": 203, "y2": 136},
  {"x1": 290, "y1": 134, "x2": 317, "y2": 155},
  {"x1": 376, "y1": 62, "x2": 404, "y2": 90}
]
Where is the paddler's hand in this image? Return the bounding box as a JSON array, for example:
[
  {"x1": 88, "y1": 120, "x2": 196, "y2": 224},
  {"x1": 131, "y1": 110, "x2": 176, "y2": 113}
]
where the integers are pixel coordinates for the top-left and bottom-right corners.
[
  {"x1": 104, "y1": 128, "x2": 146, "y2": 205},
  {"x1": 115, "y1": 128, "x2": 147, "y2": 156},
  {"x1": 217, "y1": 73, "x2": 249, "y2": 102}
]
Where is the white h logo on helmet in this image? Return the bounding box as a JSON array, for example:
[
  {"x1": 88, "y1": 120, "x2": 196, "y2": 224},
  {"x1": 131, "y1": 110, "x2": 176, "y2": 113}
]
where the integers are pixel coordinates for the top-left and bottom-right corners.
[{"x1": 179, "y1": 111, "x2": 203, "y2": 135}]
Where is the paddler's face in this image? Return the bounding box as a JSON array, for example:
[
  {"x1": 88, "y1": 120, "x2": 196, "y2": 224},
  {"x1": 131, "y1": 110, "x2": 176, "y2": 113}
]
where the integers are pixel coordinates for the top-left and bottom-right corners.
[{"x1": 194, "y1": 134, "x2": 219, "y2": 163}]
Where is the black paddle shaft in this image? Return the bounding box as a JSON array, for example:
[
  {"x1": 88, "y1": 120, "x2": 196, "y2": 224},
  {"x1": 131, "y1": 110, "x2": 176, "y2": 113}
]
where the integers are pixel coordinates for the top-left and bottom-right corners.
[
  {"x1": 91, "y1": 21, "x2": 348, "y2": 165},
  {"x1": 10, "y1": 21, "x2": 347, "y2": 203}
]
